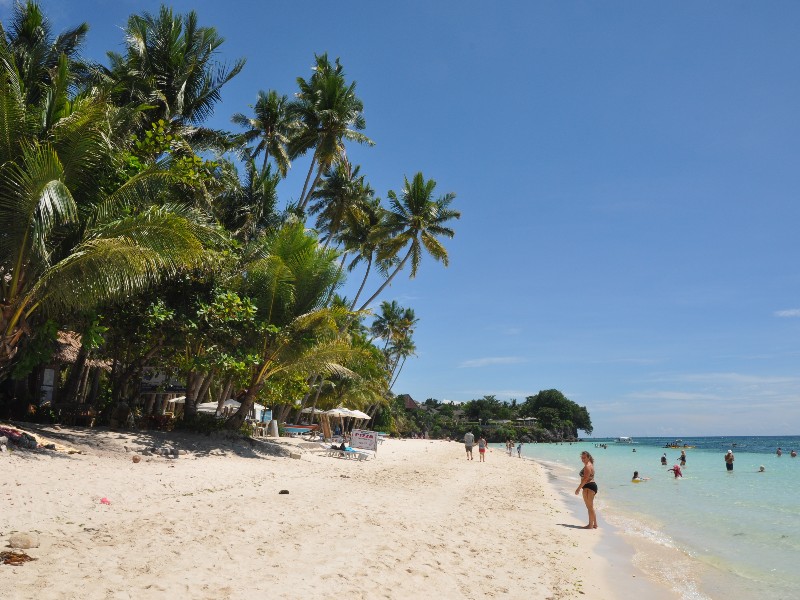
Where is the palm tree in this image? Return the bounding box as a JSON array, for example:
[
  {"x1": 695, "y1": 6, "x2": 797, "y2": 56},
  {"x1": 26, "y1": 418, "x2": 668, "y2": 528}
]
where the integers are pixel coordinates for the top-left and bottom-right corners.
[
  {"x1": 308, "y1": 160, "x2": 373, "y2": 250},
  {"x1": 388, "y1": 335, "x2": 417, "y2": 389},
  {"x1": 1, "y1": 0, "x2": 89, "y2": 106},
  {"x1": 0, "y1": 33, "x2": 222, "y2": 371},
  {"x1": 337, "y1": 196, "x2": 389, "y2": 310},
  {"x1": 289, "y1": 54, "x2": 373, "y2": 211},
  {"x1": 101, "y1": 5, "x2": 244, "y2": 126},
  {"x1": 370, "y1": 300, "x2": 404, "y2": 349},
  {"x1": 215, "y1": 159, "x2": 282, "y2": 241},
  {"x1": 357, "y1": 172, "x2": 460, "y2": 312},
  {"x1": 224, "y1": 222, "x2": 364, "y2": 428},
  {"x1": 231, "y1": 89, "x2": 294, "y2": 176}
]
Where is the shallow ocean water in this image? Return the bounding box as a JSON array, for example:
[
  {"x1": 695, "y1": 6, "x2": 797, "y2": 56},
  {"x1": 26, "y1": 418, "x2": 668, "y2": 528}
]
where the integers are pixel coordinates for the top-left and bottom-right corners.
[{"x1": 507, "y1": 436, "x2": 800, "y2": 600}]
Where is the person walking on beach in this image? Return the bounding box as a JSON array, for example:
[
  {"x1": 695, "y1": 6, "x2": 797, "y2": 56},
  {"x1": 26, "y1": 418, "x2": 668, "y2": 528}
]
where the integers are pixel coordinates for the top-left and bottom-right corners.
[
  {"x1": 725, "y1": 449, "x2": 735, "y2": 471},
  {"x1": 575, "y1": 451, "x2": 598, "y2": 529},
  {"x1": 478, "y1": 435, "x2": 488, "y2": 462},
  {"x1": 464, "y1": 431, "x2": 475, "y2": 460},
  {"x1": 517, "y1": 442, "x2": 523, "y2": 458}
]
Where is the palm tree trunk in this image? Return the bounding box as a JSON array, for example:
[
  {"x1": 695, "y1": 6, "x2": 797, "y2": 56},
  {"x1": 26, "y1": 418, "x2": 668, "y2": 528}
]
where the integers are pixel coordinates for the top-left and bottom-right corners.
[
  {"x1": 62, "y1": 343, "x2": 89, "y2": 404},
  {"x1": 196, "y1": 371, "x2": 215, "y2": 406},
  {"x1": 218, "y1": 375, "x2": 234, "y2": 405},
  {"x1": 298, "y1": 163, "x2": 324, "y2": 212},
  {"x1": 298, "y1": 153, "x2": 317, "y2": 211},
  {"x1": 357, "y1": 246, "x2": 412, "y2": 312},
  {"x1": 391, "y1": 356, "x2": 408, "y2": 389},
  {"x1": 349, "y1": 256, "x2": 372, "y2": 310},
  {"x1": 226, "y1": 380, "x2": 260, "y2": 429},
  {"x1": 183, "y1": 371, "x2": 201, "y2": 418}
]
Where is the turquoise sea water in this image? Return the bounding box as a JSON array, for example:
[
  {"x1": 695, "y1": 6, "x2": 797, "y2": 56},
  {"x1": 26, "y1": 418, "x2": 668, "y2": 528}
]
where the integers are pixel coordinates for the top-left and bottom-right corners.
[{"x1": 508, "y1": 436, "x2": 800, "y2": 600}]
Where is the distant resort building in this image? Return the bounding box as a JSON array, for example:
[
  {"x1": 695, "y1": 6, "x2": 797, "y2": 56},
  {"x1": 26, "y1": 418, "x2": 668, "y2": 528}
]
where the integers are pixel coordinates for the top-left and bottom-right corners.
[{"x1": 397, "y1": 394, "x2": 420, "y2": 410}]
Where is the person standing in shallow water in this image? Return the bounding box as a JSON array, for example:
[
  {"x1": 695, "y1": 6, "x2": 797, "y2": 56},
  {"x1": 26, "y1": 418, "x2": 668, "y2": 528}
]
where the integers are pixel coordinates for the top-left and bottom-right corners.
[
  {"x1": 575, "y1": 451, "x2": 598, "y2": 529},
  {"x1": 725, "y1": 449, "x2": 735, "y2": 471}
]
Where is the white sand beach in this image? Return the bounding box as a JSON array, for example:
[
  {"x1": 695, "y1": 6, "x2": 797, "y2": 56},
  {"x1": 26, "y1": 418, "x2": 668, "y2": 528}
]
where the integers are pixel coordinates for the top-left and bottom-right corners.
[{"x1": 1, "y1": 426, "x2": 674, "y2": 599}]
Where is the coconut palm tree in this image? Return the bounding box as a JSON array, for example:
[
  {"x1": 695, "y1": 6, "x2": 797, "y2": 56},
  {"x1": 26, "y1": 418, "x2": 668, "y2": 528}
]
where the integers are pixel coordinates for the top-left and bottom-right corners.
[
  {"x1": 337, "y1": 196, "x2": 390, "y2": 310},
  {"x1": 231, "y1": 89, "x2": 294, "y2": 176},
  {"x1": 0, "y1": 33, "x2": 222, "y2": 371},
  {"x1": 224, "y1": 222, "x2": 365, "y2": 428},
  {"x1": 99, "y1": 5, "x2": 244, "y2": 131},
  {"x1": 1, "y1": 0, "x2": 89, "y2": 106},
  {"x1": 308, "y1": 160, "x2": 374, "y2": 251},
  {"x1": 357, "y1": 172, "x2": 460, "y2": 312},
  {"x1": 289, "y1": 54, "x2": 373, "y2": 211},
  {"x1": 214, "y1": 159, "x2": 282, "y2": 241},
  {"x1": 388, "y1": 336, "x2": 417, "y2": 389}
]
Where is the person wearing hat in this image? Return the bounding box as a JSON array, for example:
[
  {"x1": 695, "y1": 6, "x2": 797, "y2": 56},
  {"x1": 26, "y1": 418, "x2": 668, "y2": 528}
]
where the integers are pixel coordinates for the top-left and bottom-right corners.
[{"x1": 725, "y1": 449, "x2": 735, "y2": 471}]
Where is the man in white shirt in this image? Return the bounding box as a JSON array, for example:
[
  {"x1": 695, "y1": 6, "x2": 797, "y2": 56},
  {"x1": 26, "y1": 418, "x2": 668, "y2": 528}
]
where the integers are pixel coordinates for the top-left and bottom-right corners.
[{"x1": 464, "y1": 431, "x2": 475, "y2": 460}]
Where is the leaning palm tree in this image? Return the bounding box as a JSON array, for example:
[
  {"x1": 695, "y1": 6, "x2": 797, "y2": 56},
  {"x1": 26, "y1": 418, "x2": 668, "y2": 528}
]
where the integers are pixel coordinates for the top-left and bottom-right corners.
[
  {"x1": 224, "y1": 222, "x2": 366, "y2": 429},
  {"x1": 231, "y1": 89, "x2": 294, "y2": 176},
  {"x1": 289, "y1": 54, "x2": 373, "y2": 211},
  {"x1": 336, "y1": 196, "x2": 390, "y2": 310},
  {"x1": 308, "y1": 160, "x2": 374, "y2": 251},
  {"x1": 388, "y1": 336, "x2": 417, "y2": 389},
  {"x1": 357, "y1": 172, "x2": 460, "y2": 312}
]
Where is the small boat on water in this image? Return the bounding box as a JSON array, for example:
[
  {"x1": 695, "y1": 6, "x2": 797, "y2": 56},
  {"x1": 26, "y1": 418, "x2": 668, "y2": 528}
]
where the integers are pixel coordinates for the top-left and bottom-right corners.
[
  {"x1": 664, "y1": 439, "x2": 695, "y2": 448},
  {"x1": 615, "y1": 436, "x2": 634, "y2": 444}
]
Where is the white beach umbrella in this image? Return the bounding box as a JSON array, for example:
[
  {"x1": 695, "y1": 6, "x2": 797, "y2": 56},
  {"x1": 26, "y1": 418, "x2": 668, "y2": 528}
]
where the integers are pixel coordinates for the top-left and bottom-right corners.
[
  {"x1": 348, "y1": 410, "x2": 371, "y2": 420},
  {"x1": 325, "y1": 408, "x2": 352, "y2": 417}
]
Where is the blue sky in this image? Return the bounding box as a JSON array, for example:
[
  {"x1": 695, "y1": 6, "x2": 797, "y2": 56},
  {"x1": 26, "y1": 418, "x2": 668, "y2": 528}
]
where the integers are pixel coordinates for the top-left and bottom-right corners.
[{"x1": 6, "y1": 1, "x2": 800, "y2": 436}]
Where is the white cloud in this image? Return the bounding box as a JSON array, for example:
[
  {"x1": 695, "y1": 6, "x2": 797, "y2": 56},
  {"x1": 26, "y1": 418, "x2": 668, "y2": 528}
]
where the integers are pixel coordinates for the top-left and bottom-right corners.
[
  {"x1": 458, "y1": 356, "x2": 526, "y2": 368},
  {"x1": 774, "y1": 308, "x2": 800, "y2": 317}
]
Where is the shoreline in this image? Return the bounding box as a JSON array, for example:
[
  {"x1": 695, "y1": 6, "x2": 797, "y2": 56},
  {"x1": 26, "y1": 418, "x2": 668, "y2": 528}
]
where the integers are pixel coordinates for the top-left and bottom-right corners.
[
  {"x1": 518, "y1": 453, "x2": 679, "y2": 600},
  {"x1": 3, "y1": 426, "x2": 672, "y2": 598}
]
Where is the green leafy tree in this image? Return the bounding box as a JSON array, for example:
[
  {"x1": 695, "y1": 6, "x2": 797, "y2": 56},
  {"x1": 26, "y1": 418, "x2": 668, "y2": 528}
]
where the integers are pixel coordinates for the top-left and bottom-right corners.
[
  {"x1": 0, "y1": 29, "x2": 221, "y2": 372},
  {"x1": 224, "y1": 223, "x2": 364, "y2": 428}
]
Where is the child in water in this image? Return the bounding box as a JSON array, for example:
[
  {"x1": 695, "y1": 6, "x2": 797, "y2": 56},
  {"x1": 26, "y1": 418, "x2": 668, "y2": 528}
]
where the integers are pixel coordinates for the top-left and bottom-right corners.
[{"x1": 668, "y1": 465, "x2": 683, "y2": 478}]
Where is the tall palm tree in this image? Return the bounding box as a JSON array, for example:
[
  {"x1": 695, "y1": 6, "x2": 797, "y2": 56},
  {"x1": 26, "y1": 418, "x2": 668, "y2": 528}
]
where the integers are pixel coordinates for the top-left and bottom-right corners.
[
  {"x1": 357, "y1": 172, "x2": 460, "y2": 312},
  {"x1": 101, "y1": 5, "x2": 244, "y2": 127},
  {"x1": 308, "y1": 160, "x2": 373, "y2": 250},
  {"x1": 289, "y1": 54, "x2": 373, "y2": 211},
  {"x1": 337, "y1": 196, "x2": 389, "y2": 310},
  {"x1": 388, "y1": 335, "x2": 417, "y2": 389},
  {"x1": 1, "y1": 0, "x2": 89, "y2": 106},
  {"x1": 214, "y1": 159, "x2": 282, "y2": 241},
  {"x1": 231, "y1": 89, "x2": 294, "y2": 176},
  {"x1": 370, "y1": 300, "x2": 404, "y2": 349}
]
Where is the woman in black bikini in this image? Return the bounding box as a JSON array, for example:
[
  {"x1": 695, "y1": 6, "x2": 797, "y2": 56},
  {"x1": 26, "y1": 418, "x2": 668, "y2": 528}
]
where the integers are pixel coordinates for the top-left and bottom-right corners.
[{"x1": 575, "y1": 451, "x2": 598, "y2": 529}]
